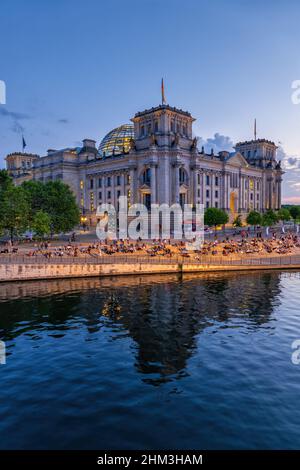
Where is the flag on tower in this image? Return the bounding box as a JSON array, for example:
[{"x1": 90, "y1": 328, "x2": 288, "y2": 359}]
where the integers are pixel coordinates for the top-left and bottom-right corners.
[
  {"x1": 161, "y1": 78, "x2": 166, "y2": 105},
  {"x1": 22, "y1": 135, "x2": 26, "y2": 152},
  {"x1": 254, "y1": 119, "x2": 257, "y2": 140}
]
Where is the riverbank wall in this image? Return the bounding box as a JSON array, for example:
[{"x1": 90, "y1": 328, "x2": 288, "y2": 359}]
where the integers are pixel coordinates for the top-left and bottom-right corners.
[{"x1": 1, "y1": 256, "x2": 300, "y2": 282}]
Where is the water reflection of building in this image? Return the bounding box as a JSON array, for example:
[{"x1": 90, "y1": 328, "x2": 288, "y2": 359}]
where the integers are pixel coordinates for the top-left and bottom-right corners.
[{"x1": 0, "y1": 272, "x2": 282, "y2": 384}]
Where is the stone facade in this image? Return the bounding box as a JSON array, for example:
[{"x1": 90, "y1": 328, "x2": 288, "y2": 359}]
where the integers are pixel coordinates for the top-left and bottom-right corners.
[{"x1": 5, "y1": 103, "x2": 283, "y2": 224}]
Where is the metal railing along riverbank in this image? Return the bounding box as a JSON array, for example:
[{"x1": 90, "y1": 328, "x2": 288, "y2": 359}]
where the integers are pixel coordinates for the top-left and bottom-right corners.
[{"x1": 1, "y1": 254, "x2": 300, "y2": 267}]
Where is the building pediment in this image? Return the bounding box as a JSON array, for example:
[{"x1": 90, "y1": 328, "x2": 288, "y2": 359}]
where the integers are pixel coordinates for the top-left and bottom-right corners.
[{"x1": 226, "y1": 152, "x2": 249, "y2": 167}]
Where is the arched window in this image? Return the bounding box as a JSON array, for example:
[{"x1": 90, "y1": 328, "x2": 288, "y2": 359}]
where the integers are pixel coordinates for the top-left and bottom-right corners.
[
  {"x1": 179, "y1": 168, "x2": 186, "y2": 184},
  {"x1": 142, "y1": 168, "x2": 151, "y2": 185}
]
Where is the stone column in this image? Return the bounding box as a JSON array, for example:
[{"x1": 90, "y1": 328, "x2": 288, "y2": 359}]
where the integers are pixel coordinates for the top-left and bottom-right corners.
[
  {"x1": 238, "y1": 171, "x2": 242, "y2": 211},
  {"x1": 129, "y1": 168, "x2": 135, "y2": 206},
  {"x1": 202, "y1": 172, "x2": 206, "y2": 207},
  {"x1": 226, "y1": 173, "x2": 230, "y2": 210},
  {"x1": 253, "y1": 178, "x2": 257, "y2": 211},
  {"x1": 111, "y1": 173, "x2": 115, "y2": 207},
  {"x1": 277, "y1": 178, "x2": 282, "y2": 209},
  {"x1": 174, "y1": 164, "x2": 180, "y2": 204},
  {"x1": 200, "y1": 171, "x2": 205, "y2": 205},
  {"x1": 222, "y1": 172, "x2": 227, "y2": 210},
  {"x1": 150, "y1": 164, "x2": 157, "y2": 205},
  {"x1": 268, "y1": 178, "x2": 273, "y2": 209},
  {"x1": 241, "y1": 176, "x2": 244, "y2": 211},
  {"x1": 193, "y1": 170, "x2": 198, "y2": 206},
  {"x1": 121, "y1": 173, "x2": 126, "y2": 197}
]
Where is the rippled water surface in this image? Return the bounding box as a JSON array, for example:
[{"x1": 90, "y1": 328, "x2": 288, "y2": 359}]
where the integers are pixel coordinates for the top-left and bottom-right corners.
[{"x1": 1, "y1": 271, "x2": 300, "y2": 449}]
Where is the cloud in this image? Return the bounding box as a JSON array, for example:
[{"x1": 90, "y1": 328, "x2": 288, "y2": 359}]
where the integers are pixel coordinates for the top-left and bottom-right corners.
[
  {"x1": 0, "y1": 107, "x2": 31, "y2": 134},
  {"x1": 197, "y1": 133, "x2": 234, "y2": 154},
  {"x1": 0, "y1": 108, "x2": 30, "y2": 120},
  {"x1": 58, "y1": 118, "x2": 69, "y2": 124},
  {"x1": 282, "y1": 196, "x2": 300, "y2": 204}
]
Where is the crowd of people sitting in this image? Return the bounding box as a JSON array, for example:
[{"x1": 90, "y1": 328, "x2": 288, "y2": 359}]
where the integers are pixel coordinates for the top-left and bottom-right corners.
[{"x1": 0, "y1": 231, "x2": 300, "y2": 261}]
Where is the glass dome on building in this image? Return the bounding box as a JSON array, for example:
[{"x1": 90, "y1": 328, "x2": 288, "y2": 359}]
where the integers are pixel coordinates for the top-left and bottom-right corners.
[{"x1": 98, "y1": 124, "x2": 134, "y2": 157}]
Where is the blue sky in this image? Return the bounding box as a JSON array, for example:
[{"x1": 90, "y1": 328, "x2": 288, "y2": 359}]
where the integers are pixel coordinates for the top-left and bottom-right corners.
[{"x1": 1, "y1": 0, "x2": 300, "y2": 202}]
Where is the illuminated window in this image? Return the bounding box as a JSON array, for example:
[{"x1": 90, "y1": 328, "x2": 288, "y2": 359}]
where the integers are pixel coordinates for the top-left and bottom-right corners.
[
  {"x1": 80, "y1": 180, "x2": 84, "y2": 190},
  {"x1": 249, "y1": 179, "x2": 254, "y2": 190}
]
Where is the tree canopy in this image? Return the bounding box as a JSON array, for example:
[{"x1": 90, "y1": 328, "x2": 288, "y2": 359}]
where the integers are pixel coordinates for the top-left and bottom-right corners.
[
  {"x1": 22, "y1": 180, "x2": 80, "y2": 234},
  {"x1": 246, "y1": 210, "x2": 262, "y2": 227},
  {"x1": 0, "y1": 175, "x2": 80, "y2": 240},
  {"x1": 277, "y1": 208, "x2": 291, "y2": 222},
  {"x1": 261, "y1": 209, "x2": 278, "y2": 227},
  {"x1": 204, "y1": 207, "x2": 229, "y2": 228},
  {"x1": 0, "y1": 185, "x2": 29, "y2": 241},
  {"x1": 288, "y1": 206, "x2": 300, "y2": 221}
]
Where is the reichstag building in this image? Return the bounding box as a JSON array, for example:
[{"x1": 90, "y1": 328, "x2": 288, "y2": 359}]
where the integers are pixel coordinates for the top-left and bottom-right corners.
[{"x1": 6, "y1": 101, "x2": 283, "y2": 224}]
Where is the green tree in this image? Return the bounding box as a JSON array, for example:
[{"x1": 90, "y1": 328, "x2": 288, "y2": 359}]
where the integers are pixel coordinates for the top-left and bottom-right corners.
[
  {"x1": 31, "y1": 210, "x2": 51, "y2": 238},
  {"x1": 204, "y1": 207, "x2": 229, "y2": 230},
  {"x1": 44, "y1": 181, "x2": 80, "y2": 233},
  {"x1": 232, "y1": 215, "x2": 243, "y2": 228},
  {"x1": 246, "y1": 210, "x2": 262, "y2": 227},
  {"x1": 0, "y1": 186, "x2": 29, "y2": 242},
  {"x1": 289, "y1": 206, "x2": 300, "y2": 221},
  {"x1": 0, "y1": 170, "x2": 13, "y2": 193},
  {"x1": 262, "y1": 209, "x2": 278, "y2": 227},
  {"x1": 22, "y1": 180, "x2": 47, "y2": 215},
  {"x1": 277, "y1": 208, "x2": 291, "y2": 222},
  {"x1": 22, "y1": 179, "x2": 80, "y2": 234}
]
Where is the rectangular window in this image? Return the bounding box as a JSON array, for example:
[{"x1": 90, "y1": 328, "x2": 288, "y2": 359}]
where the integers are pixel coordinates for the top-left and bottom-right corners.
[
  {"x1": 215, "y1": 176, "x2": 219, "y2": 186},
  {"x1": 206, "y1": 175, "x2": 210, "y2": 185},
  {"x1": 215, "y1": 201, "x2": 218, "y2": 208},
  {"x1": 116, "y1": 175, "x2": 121, "y2": 186},
  {"x1": 197, "y1": 189, "x2": 200, "y2": 197},
  {"x1": 90, "y1": 179, "x2": 94, "y2": 190},
  {"x1": 215, "y1": 190, "x2": 218, "y2": 198},
  {"x1": 117, "y1": 190, "x2": 121, "y2": 199},
  {"x1": 197, "y1": 173, "x2": 200, "y2": 185},
  {"x1": 206, "y1": 201, "x2": 209, "y2": 208},
  {"x1": 107, "y1": 177, "x2": 111, "y2": 187},
  {"x1": 80, "y1": 180, "x2": 84, "y2": 190},
  {"x1": 98, "y1": 178, "x2": 102, "y2": 188},
  {"x1": 98, "y1": 191, "x2": 102, "y2": 200},
  {"x1": 206, "y1": 189, "x2": 210, "y2": 198},
  {"x1": 107, "y1": 191, "x2": 111, "y2": 199}
]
